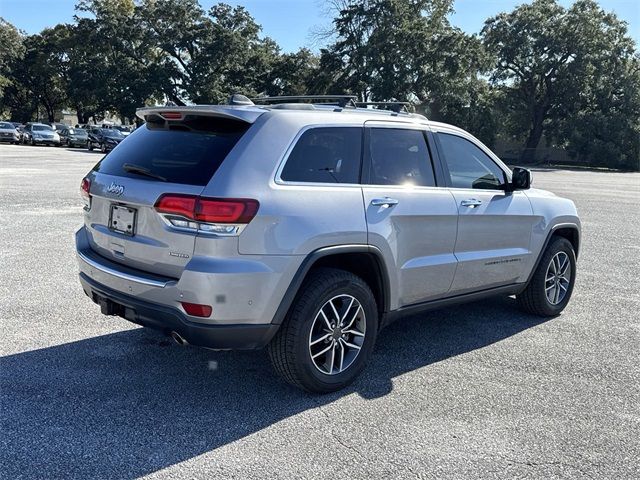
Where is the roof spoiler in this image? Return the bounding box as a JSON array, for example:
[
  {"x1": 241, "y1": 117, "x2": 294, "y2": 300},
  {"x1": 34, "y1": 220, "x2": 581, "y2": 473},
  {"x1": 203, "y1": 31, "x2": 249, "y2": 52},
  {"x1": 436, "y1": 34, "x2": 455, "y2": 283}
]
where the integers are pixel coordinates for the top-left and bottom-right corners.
[{"x1": 136, "y1": 105, "x2": 264, "y2": 124}]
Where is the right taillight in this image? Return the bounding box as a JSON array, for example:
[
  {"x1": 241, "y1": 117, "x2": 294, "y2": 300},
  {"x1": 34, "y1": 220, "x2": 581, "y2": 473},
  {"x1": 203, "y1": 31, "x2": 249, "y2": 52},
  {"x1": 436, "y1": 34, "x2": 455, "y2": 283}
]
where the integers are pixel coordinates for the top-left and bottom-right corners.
[
  {"x1": 80, "y1": 177, "x2": 91, "y2": 210},
  {"x1": 154, "y1": 194, "x2": 259, "y2": 235}
]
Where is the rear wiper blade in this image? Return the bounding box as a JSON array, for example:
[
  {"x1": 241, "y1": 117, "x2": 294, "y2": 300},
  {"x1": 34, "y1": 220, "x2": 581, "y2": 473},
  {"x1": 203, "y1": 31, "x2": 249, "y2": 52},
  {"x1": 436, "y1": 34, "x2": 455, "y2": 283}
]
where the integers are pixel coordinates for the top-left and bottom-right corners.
[{"x1": 122, "y1": 163, "x2": 167, "y2": 182}]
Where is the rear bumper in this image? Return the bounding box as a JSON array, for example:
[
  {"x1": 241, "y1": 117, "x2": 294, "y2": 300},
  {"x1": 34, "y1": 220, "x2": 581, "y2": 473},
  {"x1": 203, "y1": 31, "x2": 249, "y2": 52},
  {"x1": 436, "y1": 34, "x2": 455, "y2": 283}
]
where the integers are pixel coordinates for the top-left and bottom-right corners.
[{"x1": 79, "y1": 273, "x2": 279, "y2": 350}]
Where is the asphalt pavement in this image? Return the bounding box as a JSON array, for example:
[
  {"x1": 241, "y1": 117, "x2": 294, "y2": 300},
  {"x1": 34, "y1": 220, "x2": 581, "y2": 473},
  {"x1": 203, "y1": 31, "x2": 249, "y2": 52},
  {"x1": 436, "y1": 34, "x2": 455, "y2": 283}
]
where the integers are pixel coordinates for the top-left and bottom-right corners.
[{"x1": 1, "y1": 143, "x2": 639, "y2": 479}]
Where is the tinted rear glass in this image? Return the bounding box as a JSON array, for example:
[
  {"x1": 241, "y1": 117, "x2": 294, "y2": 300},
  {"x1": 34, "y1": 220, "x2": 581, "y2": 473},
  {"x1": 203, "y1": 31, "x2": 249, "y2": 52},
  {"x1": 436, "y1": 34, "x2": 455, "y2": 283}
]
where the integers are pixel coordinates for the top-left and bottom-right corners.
[
  {"x1": 33, "y1": 125, "x2": 53, "y2": 131},
  {"x1": 93, "y1": 116, "x2": 249, "y2": 186},
  {"x1": 281, "y1": 127, "x2": 362, "y2": 183}
]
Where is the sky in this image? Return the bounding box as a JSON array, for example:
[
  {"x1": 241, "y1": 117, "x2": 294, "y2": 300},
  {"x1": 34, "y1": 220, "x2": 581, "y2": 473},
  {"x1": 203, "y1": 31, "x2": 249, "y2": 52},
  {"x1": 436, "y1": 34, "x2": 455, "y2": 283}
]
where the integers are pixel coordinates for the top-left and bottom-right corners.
[{"x1": 0, "y1": 0, "x2": 638, "y2": 50}]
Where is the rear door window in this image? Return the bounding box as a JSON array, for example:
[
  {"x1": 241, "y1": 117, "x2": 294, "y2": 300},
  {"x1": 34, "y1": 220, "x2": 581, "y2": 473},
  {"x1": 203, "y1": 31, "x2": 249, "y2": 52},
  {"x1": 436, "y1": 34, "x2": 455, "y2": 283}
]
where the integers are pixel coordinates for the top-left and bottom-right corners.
[
  {"x1": 280, "y1": 127, "x2": 362, "y2": 184},
  {"x1": 93, "y1": 116, "x2": 250, "y2": 186},
  {"x1": 368, "y1": 128, "x2": 436, "y2": 186}
]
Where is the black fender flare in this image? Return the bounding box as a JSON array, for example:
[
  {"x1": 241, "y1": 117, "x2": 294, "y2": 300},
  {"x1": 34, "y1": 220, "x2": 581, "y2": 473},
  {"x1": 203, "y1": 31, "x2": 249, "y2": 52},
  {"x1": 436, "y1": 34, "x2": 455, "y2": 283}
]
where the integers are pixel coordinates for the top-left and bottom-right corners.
[
  {"x1": 271, "y1": 245, "x2": 391, "y2": 325},
  {"x1": 523, "y1": 223, "x2": 580, "y2": 289}
]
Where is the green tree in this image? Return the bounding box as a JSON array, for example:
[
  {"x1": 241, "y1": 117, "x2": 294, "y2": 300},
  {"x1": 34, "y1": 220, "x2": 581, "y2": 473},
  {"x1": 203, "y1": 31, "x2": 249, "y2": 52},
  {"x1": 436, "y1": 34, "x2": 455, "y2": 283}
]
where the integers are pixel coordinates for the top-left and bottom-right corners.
[
  {"x1": 0, "y1": 18, "x2": 25, "y2": 101},
  {"x1": 262, "y1": 48, "x2": 320, "y2": 96},
  {"x1": 321, "y1": 0, "x2": 495, "y2": 144},
  {"x1": 139, "y1": 0, "x2": 278, "y2": 104},
  {"x1": 482, "y1": 0, "x2": 639, "y2": 167}
]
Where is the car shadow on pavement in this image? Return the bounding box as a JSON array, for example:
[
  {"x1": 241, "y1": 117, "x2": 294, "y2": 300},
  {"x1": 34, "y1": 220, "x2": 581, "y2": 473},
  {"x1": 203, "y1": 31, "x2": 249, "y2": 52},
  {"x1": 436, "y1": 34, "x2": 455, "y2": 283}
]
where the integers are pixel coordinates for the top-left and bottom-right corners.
[{"x1": 1, "y1": 296, "x2": 550, "y2": 478}]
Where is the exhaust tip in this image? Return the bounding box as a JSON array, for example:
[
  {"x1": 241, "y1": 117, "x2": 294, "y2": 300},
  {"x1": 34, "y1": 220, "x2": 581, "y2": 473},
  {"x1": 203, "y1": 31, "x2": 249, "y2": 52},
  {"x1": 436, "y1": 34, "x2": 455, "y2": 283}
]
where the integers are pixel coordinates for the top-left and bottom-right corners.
[{"x1": 170, "y1": 331, "x2": 188, "y2": 346}]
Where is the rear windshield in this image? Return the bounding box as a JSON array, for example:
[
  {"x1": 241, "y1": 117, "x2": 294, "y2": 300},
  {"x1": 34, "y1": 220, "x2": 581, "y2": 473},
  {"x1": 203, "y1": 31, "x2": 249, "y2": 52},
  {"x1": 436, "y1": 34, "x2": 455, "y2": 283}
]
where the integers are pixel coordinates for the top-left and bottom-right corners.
[
  {"x1": 33, "y1": 125, "x2": 53, "y2": 131},
  {"x1": 0, "y1": 122, "x2": 14, "y2": 129},
  {"x1": 69, "y1": 128, "x2": 87, "y2": 136},
  {"x1": 92, "y1": 116, "x2": 250, "y2": 186}
]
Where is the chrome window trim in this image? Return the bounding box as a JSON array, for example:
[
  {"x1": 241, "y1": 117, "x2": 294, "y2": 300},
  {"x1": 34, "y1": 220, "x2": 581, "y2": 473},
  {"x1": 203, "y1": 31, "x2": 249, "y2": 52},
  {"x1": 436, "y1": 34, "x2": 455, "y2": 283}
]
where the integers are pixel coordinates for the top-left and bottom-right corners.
[
  {"x1": 432, "y1": 126, "x2": 512, "y2": 178},
  {"x1": 274, "y1": 121, "x2": 441, "y2": 189}
]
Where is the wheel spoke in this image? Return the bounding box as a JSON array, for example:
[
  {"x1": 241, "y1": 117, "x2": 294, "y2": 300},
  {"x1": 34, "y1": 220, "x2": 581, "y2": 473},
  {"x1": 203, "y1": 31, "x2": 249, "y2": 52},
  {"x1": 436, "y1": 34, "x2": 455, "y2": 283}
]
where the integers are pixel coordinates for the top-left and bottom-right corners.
[
  {"x1": 338, "y1": 342, "x2": 345, "y2": 373},
  {"x1": 340, "y1": 338, "x2": 361, "y2": 351},
  {"x1": 546, "y1": 285, "x2": 556, "y2": 302},
  {"x1": 343, "y1": 329, "x2": 364, "y2": 337},
  {"x1": 559, "y1": 256, "x2": 569, "y2": 275},
  {"x1": 319, "y1": 309, "x2": 332, "y2": 331},
  {"x1": 312, "y1": 343, "x2": 333, "y2": 359},
  {"x1": 340, "y1": 297, "x2": 355, "y2": 324},
  {"x1": 554, "y1": 283, "x2": 561, "y2": 304},
  {"x1": 310, "y1": 333, "x2": 331, "y2": 346},
  {"x1": 327, "y1": 343, "x2": 336, "y2": 374},
  {"x1": 558, "y1": 282, "x2": 568, "y2": 292},
  {"x1": 342, "y1": 305, "x2": 362, "y2": 331},
  {"x1": 328, "y1": 299, "x2": 341, "y2": 324}
]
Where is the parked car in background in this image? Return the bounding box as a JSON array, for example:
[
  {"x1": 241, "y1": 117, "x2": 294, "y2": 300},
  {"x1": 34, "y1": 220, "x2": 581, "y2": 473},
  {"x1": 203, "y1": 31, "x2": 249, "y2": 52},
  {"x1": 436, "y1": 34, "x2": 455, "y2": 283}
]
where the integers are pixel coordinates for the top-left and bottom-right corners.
[
  {"x1": 59, "y1": 126, "x2": 89, "y2": 148},
  {"x1": 0, "y1": 121, "x2": 20, "y2": 144},
  {"x1": 48, "y1": 122, "x2": 68, "y2": 132},
  {"x1": 114, "y1": 125, "x2": 132, "y2": 137},
  {"x1": 101, "y1": 124, "x2": 133, "y2": 137},
  {"x1": 87, "y1": 127, "x2": 124, "y2": 152},
  {"x1": 21, "y1": 123, "x2": 60, "y2": 146}
]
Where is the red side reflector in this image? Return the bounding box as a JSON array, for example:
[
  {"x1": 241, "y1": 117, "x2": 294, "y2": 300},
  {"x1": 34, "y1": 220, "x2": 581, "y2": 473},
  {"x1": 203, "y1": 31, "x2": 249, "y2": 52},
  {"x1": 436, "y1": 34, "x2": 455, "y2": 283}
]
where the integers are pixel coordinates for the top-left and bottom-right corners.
[
  {"x1": 159, "y1": 111, "x2": 184, "y2": 120},
  {"x1": 155, "y1": 194, "x2": 197, "y2": 218},
  {"x1": 195, "y1": 198, "x2": 259, "y2": 224},
  {"x1": 181, "y1": 302, "x2": 212, "y2": 317}
]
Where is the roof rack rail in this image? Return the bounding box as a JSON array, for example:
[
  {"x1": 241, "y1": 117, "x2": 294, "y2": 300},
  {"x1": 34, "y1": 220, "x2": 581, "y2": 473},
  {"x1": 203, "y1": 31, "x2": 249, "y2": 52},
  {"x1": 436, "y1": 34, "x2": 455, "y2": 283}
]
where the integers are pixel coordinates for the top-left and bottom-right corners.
[
  {"x1": 252, "y1": 95, "x2": 357, "y2": 108},
  {"x1": 355, "y1": 101, "x2": 412, "y2": 113}
]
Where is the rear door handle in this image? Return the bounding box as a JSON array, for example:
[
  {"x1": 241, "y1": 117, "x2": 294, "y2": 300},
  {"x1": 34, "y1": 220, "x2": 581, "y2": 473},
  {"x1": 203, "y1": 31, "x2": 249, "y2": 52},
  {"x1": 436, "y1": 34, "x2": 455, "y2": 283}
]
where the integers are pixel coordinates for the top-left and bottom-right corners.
[
  {"x1": 460, "y1": 199, "x2": 482, "y2": 208},
  {"x1": 371, "y1": 197, "x2": 399, "y2": 207}
]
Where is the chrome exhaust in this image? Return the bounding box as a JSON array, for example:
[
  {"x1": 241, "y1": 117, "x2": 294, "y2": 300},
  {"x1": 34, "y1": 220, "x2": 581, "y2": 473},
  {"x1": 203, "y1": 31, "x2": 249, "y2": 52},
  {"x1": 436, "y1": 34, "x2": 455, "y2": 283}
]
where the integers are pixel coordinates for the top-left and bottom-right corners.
[{"x1": 170, "y1": 331, "x2": 188, "y2": 346}]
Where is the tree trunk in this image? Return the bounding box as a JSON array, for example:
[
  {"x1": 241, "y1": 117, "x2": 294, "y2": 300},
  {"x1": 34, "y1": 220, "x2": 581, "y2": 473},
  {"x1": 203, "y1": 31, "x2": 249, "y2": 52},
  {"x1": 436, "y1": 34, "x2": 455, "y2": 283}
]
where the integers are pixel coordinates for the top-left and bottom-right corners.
[
  {"x1": 76, "y1": 104, "x2": 84, "y2": 126},
  {"x1": 520, "y1": 106, "x2": 546, "y2": 164}
]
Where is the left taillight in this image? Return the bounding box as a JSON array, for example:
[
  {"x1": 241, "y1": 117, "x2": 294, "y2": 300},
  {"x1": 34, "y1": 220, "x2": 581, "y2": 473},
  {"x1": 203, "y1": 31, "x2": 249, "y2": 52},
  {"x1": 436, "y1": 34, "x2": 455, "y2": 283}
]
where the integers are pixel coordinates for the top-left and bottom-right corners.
[
  {"x1": 154, "y1": 194, "x2": 259, "y2": 235},
  {"x1": 80, "y1": 177, "x2": 91, "y2": 210}
]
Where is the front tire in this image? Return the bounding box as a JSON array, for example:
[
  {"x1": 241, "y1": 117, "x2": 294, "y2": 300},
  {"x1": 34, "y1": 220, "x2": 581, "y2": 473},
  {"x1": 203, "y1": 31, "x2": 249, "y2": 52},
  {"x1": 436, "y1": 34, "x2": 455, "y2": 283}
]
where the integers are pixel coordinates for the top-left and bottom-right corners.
[
  {"x1": 268, "y1": 268, "x2": 378, "y2": 393},
  {"x1": 517, "y1": 237, "x2": 576, "y2": 316}
]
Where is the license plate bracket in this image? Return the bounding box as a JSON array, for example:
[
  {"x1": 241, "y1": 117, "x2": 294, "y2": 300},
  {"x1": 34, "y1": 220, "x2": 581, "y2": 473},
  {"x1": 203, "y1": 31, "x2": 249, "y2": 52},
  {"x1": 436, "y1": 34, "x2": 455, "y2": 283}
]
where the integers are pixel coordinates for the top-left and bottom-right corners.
[{"x1": 109, "y1": 204, "x2": 137, "y2": 236}]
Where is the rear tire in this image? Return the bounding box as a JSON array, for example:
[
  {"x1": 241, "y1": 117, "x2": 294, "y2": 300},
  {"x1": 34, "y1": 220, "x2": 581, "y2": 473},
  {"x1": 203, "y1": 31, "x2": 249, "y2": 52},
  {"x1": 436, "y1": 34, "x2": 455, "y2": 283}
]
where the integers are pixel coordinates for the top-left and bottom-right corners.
[
  {"x1": 268, "y1": 268, "x2": 378, "y2": 393},
  {"x1": 517, "y1": 237, "x2": 576, "y2": 316},
  {"x1": 88, "y1": 142, "x2": 93, "y2": 151}
]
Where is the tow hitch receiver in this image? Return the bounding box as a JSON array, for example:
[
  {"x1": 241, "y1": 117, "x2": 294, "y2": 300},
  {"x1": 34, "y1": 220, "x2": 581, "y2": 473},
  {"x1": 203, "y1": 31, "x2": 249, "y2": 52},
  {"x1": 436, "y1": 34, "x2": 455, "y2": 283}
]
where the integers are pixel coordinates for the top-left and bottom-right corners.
[{"x1": 95, "y1": 294, "x2": 122, "y2": 316}]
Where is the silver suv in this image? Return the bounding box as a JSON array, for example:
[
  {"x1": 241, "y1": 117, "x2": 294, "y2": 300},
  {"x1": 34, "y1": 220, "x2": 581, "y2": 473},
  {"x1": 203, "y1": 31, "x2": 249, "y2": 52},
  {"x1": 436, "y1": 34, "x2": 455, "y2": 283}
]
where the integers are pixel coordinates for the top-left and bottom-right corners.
[{"x1": 76, "y1": 96, "x2": 580, "y2": 392}]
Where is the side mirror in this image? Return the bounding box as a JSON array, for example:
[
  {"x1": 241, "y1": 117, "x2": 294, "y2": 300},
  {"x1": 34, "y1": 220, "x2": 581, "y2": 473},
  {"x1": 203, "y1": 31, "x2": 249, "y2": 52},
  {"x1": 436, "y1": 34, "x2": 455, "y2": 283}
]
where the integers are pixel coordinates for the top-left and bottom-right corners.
[{"x1": 508, "y1": 167, "x2": 532, "y2": 191}]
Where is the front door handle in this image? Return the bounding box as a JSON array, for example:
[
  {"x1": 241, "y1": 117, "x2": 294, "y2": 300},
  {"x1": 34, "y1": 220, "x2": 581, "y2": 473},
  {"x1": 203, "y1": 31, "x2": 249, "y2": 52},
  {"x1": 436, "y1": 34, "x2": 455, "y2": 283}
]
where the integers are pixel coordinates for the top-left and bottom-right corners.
[
  {"x1": 371, "y1": 197, "x2": 399, "y2": 207},
  {"x1": 460, "y1": 198, "x2": 482, "y2": 208}
]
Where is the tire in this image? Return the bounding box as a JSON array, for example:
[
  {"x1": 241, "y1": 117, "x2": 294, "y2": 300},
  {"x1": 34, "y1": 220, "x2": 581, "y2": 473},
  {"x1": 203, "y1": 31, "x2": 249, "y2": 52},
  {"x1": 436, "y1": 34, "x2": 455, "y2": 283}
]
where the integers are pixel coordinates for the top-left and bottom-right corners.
[
  {"x1": 88, "y1": 142, "x2": 93, "y2": 151},
  {"x1": 517, "y1": 237, "x2": 576, "y2": 316},
  {"x1": 268, "y1": 268, "x2": 379, "y2": 393},
  {"x1": 30, "y1": 138, "x2": 35, "y2": 146},
  {"x1": 101, "y1": 143, "x2": 107, "y2": 153}
]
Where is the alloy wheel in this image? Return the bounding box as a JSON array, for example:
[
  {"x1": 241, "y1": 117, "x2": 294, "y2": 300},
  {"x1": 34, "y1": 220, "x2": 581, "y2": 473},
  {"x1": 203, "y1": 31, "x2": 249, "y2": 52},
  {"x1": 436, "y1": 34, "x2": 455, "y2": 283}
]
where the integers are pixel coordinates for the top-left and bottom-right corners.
[
  {"x1": 545, "y1": 251, "x2": 571, "y2": 305},
  {"x1": 308, "y1": 294, "x2": 366, "y2": 375}
]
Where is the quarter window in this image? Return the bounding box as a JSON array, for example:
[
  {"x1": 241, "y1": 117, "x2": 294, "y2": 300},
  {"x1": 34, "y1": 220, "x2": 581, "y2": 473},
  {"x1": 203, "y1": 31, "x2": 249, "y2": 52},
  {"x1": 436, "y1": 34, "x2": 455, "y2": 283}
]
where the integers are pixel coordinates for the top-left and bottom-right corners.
[
  {"x1": 437, "y1": 133, "x2": 505, "y2": 189},
  {"x1": 368, "y1": 128, "x2": 435, "y2": 187},
  {"x1": 281, "y1": 127, "x2": 362, "y2": 184}
]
